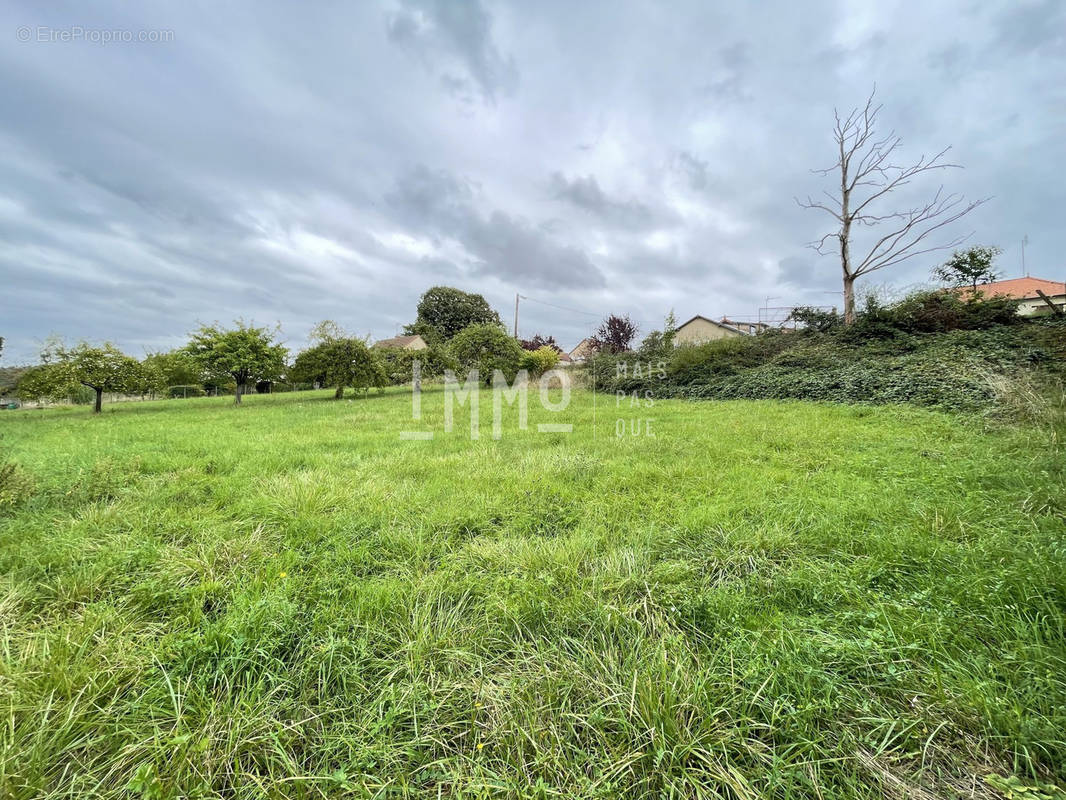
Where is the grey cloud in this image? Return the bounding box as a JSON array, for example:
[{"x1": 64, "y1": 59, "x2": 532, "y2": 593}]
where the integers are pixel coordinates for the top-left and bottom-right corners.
[
  {"x1": 386, "y1": 0, "x2": 518, "y2": 101},
  {"x1": 697, "y1": 42, "x2": 751, "y2": 102},
  {"x1": 389, "y1": 165, "x2": 606, "y2": 289},
  {"x1": 0, "y1": 0, "x2": 1063, "y2": 361},
  {"x1": 549, "y1": 173, "x2": 663, "y2": 230},
  {"x1": 995, "y1": 0, "x2": 1066, "y2": 55},
  {"x1": 674, "y1": 152, "x2": 711, "y2": 192},
  {"x1": 465, "y1": 211, "x2": 606, "y2": 289}
]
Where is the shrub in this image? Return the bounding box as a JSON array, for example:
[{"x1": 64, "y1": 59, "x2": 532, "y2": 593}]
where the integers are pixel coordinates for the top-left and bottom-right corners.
[
  {"x1": 843, "y1": 291, "x2": 1020, "y2": 340},
  {"x1": 587, "y1": 310, "x2": 1064, "y2": 414},
  {"x1": 520, "y1": 346, "x2": 559, "y2": 376},
  {"x1": 449, "y1": 324, "x2": 523, "y2": 385},
  {"x1": 377, "y1": 346, "x2": 457, "y2": 386}
]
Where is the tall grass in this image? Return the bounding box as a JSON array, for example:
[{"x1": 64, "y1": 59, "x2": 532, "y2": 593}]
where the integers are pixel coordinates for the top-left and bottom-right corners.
[{"x1": 0, "y1": 388, "x2": 1064, "y2": 798}]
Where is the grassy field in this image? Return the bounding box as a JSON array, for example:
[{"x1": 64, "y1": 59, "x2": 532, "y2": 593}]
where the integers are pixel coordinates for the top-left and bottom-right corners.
[{"x1": 1, "y1": 387, "x2": 1064, "y2": 798}]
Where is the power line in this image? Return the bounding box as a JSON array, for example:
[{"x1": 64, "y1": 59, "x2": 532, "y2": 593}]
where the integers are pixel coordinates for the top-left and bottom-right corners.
[
  {"x1": 519, "y1": 294, "x2": 601, "y2": 318},
  {"x1": 518, "y1": 294, "x2": 663, "y2": 326}
]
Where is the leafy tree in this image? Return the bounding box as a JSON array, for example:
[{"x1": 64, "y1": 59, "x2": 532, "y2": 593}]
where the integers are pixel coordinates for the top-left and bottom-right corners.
[
  {"x1": 16, "y1": 365, "x2": 61, "y2": 405},
  {"x1": 291, "y1": 337, "x2": 385, "y2": 399},
  {"x1": 663, "y1": 309, "x2": 678, "y2": 348},
  {"x1": 142, "y1": 350, "x2": 204, "y2": 392},
  {"x1": 788, "y1": 306, "x2": 843, "y2": 332},
  {"x1": 591, "y1": 314, "x2": 638, "y2": 354},
  {"x1": 639, "y1": 310, "x2": 679, "y2": 354},
  {"x1": 519, "y1": 334, "x2": 562, "y2": 353},
  {"x1": 186, "y1": 322, "x2": 287, "y2": 405},
  {"x1": 378, "y1": 346, "x2": 456, "y2": 386},
  {"x1": 307, "y1": 319, "x2": 349, "y2": 345},
  {"x1": 131, "y1": 358, "x2": 168, "y2": 399},
  {"x1": 405, "y1": 286, "x2": 501, "y2": 342},
  {"x1": 449, "y1": 323, "x2": 523, "y2": 385},
  {"x1": 519, "y1": 345, "x2": 560, "y2": 376},
  {"x1": 27, "y1": 341, "x2": 141, "y2": 413},
  {"x1": 400, "y1": 321, "x2": 445, "y2": 349},
  {"x1": 933, "y1": 245, "x2": 1003, "y2": 290}
]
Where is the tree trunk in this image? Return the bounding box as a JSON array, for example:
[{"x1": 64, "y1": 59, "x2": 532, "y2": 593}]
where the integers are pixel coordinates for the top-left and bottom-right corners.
[
  {"x1": 334, "y1": 385, "x2": 344, "y2": 399},
  {"x1": 843, "y1": 275, "x2": 856, "y2": 324},
  {"x1": 235, "y1": 382, "x2": 243, "y2": 405},
  {"x1": 94, "y1": 388, "x2": 103, "y2": 413}
]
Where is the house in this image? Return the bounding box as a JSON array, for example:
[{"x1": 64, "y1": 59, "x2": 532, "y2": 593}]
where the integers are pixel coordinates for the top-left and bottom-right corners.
[
  {"x1": 719, "y1": 317, "x2": 770, "y2": 335},
  {"x1": 373, "y1": 334, "x2": 428, "y2": 351},
  {"x1": 673, "y1": 315, "x2": 743, "y2": 345},
  {"x1": 568, "y1": 337, "x2": 597, "y2": 362},
  {"x1": 953, "y1": 277, "x2": 1066, "y2": 317}
]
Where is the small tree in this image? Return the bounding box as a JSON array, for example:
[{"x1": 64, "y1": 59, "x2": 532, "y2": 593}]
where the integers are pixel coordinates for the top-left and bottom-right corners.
[
  {"x1": 33, "y1": 342, "x2": 141, "y2": 413},
  {"x1": 639, "y1": 310, "x2": 679, "y2": 354},
  {"x1": 405, "y1": 286, "x2": 501, "y2": 342},
  {"x1": 291, "y1": 338, "x2": 384, "y2": 399},
  {"x1": 449, "y1": 323, "x2": 523, "y2": 385},
  {"x1": 186, "y1": 322, "x2": 287, "y2": 405},
  {"x1": 591, "y1": 314, "x2": 638, "y2": 354},
  {"x1": 932, "y1": 245, "x2": 1002, "y2": 291}
]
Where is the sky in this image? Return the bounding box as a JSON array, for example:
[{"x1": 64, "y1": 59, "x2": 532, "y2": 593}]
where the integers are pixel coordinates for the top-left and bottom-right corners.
[{"x1": 1, "y1": 0, "x2": 1064, "y2": 362}]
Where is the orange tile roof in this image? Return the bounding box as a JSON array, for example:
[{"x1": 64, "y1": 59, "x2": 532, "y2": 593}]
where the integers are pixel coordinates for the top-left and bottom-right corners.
[{"x1": 954, "y1": 277, "x2": 1066, "y2": 300}]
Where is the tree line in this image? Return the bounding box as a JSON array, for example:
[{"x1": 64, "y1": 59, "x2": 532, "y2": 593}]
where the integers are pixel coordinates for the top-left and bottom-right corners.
[
  {"x1": 7, "y1": 241, "x2": 1004, "y2": 413},
  {"x1": 11, "y1": 287, "x2": 573, "y2": 412}
]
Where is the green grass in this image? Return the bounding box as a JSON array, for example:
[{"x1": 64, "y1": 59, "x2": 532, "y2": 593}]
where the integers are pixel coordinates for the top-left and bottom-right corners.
[{"x1": 1, "y1": 388, "x2": 1064, "y2": 798}]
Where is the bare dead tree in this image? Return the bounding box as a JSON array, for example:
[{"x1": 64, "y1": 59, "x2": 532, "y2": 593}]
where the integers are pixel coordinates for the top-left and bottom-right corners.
[{"x1": 798, "y1": 89, "x2": 988, "y2": 323}]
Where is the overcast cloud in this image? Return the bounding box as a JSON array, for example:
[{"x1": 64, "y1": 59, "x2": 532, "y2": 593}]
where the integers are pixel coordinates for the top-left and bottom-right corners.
[{"x1": 1, "y1": 0, "x2": 1064, "y2": 361}]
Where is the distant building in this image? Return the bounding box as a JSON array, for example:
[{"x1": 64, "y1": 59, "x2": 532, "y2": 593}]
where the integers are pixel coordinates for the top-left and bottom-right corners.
[
  {"x1": 373, "y1": 334, "x2": 428, "y2": 351},
  {"x1": 953, "y1": 277, "x2": 1065, "y2": 317},
  {"x1": 673, "y1": 315, "x2": 743, "y2": 345},
  {"x1": 568, "y1": 337, "x2": 597, "y2": 362},
  {"x1": 719, "y1": 317, "x2": 770, "y2": 335}
]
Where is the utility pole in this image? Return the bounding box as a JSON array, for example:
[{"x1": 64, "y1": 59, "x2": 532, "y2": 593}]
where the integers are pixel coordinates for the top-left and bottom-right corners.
[
  {"x1": 1021, "y1": 234, "x2": 1029, "y2": 277},
  {"x1": 513, "y1": 293, "x2": 524, "y2": 338}
]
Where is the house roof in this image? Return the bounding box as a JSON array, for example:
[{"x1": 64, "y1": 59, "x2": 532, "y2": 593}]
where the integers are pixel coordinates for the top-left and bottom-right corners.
[
  {"x1": 720, "y1": 317, "x2": 768, "y2": 329},
  {"x1": 568, "y1": 337, "x2": 596, "y2": 356},
  {"x1": 677, "y1": 315, "x2": 745, "y2": 334},
  {"x1": 373, "y1": 334, "x2": 424, "y2": 349},
  {"x1": 953, "y1": 277, "x2": 1066, "y2": 301}
]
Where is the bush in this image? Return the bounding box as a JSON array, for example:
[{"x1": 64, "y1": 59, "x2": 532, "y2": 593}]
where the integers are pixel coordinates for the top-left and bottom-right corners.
[
  {"x1": 449, "y1": 324, "x2": 523, "y2": 385},
  {"x1": 843, "y1": 290, "x2": 1020, "y2": 340},
  {"x1": 378, "y1": 346, "x2": 457, "y2": 386},
  {"x1": 520, "y1": 346, "x2": 559, "y2": 376},
  {"x1": 586, "y1": 306, "x2": 1064, "y2": 414}
]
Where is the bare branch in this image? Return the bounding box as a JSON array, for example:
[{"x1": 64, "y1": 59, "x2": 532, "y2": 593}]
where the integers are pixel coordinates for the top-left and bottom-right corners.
[
  {"x1": 806, "y1": 231, "x2": 840, "y2": 255},
  {"x1": 797, "y1": 85, "x2": 987, "y2": 322},
  {"x1": 854, "y1": 193, "x2": 990, "y2": 277},
  {"x1": 795, "y1": 194, "x2": 842, "y2": 221}
]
